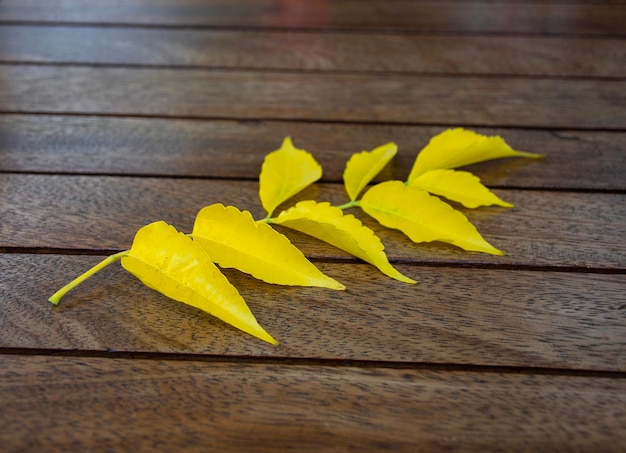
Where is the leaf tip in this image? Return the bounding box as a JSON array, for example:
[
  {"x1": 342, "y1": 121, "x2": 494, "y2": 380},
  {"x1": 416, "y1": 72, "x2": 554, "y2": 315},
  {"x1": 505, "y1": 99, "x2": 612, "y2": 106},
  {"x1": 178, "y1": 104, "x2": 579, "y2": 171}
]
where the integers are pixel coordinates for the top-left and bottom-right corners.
[
  {"x1": 250, "y1": 326, "x2": 280, "y2": 346},
  {"x1": 313, "y1": 271, "x2": 346, "y2": 290},
  {"x1": 265, "y1": 335, "x2": 280, "y2": 346},
  {"x1": 516, "y1": 150, "x2": 545, "y2": 160},
  {"x1": 380, "y1": 263, "x2": 416, "y2": 284},
  {"x1": 327, "y1": 279, "x2": 347, "y2": 291},
  {"x1": 282, "y1": 136, "x2": 294, "y2": 148},
  {"x1": 397, "y1": 275, "x2": 417, "y2": 284},
  {"x1": 488, "y1": 246, "x2": 506, "y2": 256}
]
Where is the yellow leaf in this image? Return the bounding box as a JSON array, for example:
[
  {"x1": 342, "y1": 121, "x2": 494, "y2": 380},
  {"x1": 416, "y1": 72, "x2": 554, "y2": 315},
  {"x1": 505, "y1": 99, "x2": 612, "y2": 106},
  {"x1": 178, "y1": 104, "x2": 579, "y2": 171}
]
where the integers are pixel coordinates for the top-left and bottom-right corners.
[
  {"x1": 408, "y1": 128, "x2": 543, "y2": 181},
  {"x1": 259, "y1": 137, "x2": 322, "y2": 216},
  {"x1": 343, "y1": 142, "x2": 398, "y2": 202},
  {"x1": 360, "y1": 181, "x2": 504, "y2": 255},
  {"x1": 408, "y1": 169, "x2": 513, "y2": 209},
  {"x1": 274, "y1": 200, "x2": 415, "y2": 284},
  {"x1": 193, "y1": 204, "x2": 345, "y2": 290},
  {"x1": 121, "y1": 221, "x2": 278, "y2": 345}
]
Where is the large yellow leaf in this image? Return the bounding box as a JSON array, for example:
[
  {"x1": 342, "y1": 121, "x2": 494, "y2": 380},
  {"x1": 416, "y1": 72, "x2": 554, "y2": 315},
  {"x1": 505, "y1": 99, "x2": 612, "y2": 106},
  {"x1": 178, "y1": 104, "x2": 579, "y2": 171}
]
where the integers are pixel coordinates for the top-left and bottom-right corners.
[
  {"x1": 408, "y1": 169, "x2": 513, "y2": 208},
  {"x1": 360, "y1": 181, "x2": 504, "y2": 255},
  {"x1": 259, "y1": 137, "x2": 322, "y2": 216},
  {"x1": 408, "y1": 128, "x2": 543, "y2": 181},
  {"x1": 343, "y1": 142, "x2": 397, "y2": 202},
  {"x1": 193, "y1": 204, "x2": 345, "y2": 290},
  {"x1": 121, "y1": 221, "x2": 278, "y2": 345},
  {"x1": 274, "y1": 200, "x2": 415, "y2": 284}
]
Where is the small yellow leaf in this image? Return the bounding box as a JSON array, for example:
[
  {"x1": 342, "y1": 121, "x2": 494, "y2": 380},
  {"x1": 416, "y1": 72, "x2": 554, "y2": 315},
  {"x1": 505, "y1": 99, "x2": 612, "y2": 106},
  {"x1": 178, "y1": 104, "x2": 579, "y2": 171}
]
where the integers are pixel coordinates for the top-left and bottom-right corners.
[
  {"x1": 193, "y1": 204, "x2": 345, "y2": 290},
  {"x1": 274, "y1": 200, "x2": 415, "y2": 284},
  {"x1": 360, "y1": 181, "x2": 504, "y2": 255},
  {"x1": 408, "y1": 169, "x2": 513, "y2": 209},
  {"x1": 259, "y1": 137, "x2": 322, "y2": 216},
  {"x1": 343, "y1": 142, "x2": 398, "y2": 202},
  {"x1": 408, "y1": 128, "x2": 543, "y2": 181},
  {"x1": 121, "y1": 221, "x2": 278, "y2": 345}
]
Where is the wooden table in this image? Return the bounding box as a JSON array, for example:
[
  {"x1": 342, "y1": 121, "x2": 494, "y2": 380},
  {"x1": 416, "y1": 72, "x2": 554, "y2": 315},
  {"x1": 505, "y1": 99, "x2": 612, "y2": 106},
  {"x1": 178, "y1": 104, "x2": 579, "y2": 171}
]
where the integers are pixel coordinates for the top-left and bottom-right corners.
[{"x1": 1, "y1": 1, "x2": 625, "y2": 451}]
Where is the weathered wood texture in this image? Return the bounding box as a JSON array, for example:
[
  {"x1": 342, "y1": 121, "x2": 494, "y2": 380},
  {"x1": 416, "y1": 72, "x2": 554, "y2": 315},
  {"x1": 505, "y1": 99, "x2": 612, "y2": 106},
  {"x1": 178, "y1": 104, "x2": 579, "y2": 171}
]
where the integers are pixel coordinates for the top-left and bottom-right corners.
[
  {"x1": 1, "y1": 115, "x2": 624, "y2": 190},
  {"x1": 2, "y1": 26, "x2": 624, "y2": 78},
  {"x1": 1, "y1": 0, "x2": 624, "y2": 35},
  {"x1": 2, "y1": 175, "x2": 624, "y2": 269},
  {"x1": 1, "y1": 1, "x2": 624, "y2": 450},
  {"x1": 2, "y1": 66, "x2": 624, "y2": 129},
  {"x1": 2, "y1": 254, "x2": 624, "y2": 371},
  {"x1": 2, "y1": 356, "x2": 625, "y2": 453}
]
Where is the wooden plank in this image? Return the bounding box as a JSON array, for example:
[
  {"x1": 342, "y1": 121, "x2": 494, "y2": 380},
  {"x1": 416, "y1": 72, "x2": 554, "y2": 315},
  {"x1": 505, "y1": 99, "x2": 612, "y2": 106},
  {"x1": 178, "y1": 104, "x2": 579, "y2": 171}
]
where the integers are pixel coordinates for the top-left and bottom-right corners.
[
  {"x1": 1, "y1": 115, "x2": 624, "y2": 191},
  {"x1": 2, "y1": 66, "x2": 624, "y2": 129},
  {"x1": 1, "y1": 175, "x2": 624, "y2": 269},
  {"x1": 3, "y1": 3, "x2": 622, "y2": 451},
  {"x1": 2, "y1": 253, "x2": 625, "y2": 370},
  {"x1": 1, "y1": 25, "x2": 624, "y2": 78},
  {"x1": 1, "y1": 355, "x2": 624, "y2": 452},
  {"x1": 0, "y1": 0, "x2": 624, "y2": 36}
]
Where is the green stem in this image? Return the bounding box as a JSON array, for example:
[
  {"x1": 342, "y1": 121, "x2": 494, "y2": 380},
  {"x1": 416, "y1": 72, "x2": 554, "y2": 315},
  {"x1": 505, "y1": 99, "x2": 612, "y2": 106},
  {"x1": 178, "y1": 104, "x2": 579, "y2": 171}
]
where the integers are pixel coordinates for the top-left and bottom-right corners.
[
  {"x1": 256, "y1": 217, "x2": 269, "y2": 224},
  {"x1": 49, "y1": 251, "x2": 129, "y2": 305},
  {"x1": 256, "y1": 215, "x2": 278, "y2": 224},
  {"x1": 336, "y1": 200, "x2": 361, "y2": 210}
]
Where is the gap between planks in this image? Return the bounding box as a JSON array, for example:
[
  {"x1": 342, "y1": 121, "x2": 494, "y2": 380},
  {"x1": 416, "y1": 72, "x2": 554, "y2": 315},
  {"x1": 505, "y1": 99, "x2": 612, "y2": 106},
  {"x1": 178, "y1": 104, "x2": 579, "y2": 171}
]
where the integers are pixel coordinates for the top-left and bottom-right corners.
[
  {"x1": 2, "y1": 61, "x2": 623, "y2": 82},
  {"x1": 1, "y1": 248, "x2": 625, "y2": 275},
  {"x1": 1, "y1": 347, "x2": 626, "y2": 379},
  {"x1": 1, "y1": 110, "x2": 624, "y2": 134},
  {"x1": 0, "y1": 21, "x2": 625, "y2": 39}
]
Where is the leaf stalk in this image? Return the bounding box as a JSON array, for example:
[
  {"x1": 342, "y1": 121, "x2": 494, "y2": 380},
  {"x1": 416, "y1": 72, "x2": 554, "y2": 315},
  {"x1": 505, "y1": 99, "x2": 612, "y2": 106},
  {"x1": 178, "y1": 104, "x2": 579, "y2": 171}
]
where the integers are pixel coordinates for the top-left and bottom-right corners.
[
  {"x1": 48, "y1": 251, "x2": 129, "y2": 305},
  {"x1": 336, "y1": 200, "x2": 361, "y2": 210}
]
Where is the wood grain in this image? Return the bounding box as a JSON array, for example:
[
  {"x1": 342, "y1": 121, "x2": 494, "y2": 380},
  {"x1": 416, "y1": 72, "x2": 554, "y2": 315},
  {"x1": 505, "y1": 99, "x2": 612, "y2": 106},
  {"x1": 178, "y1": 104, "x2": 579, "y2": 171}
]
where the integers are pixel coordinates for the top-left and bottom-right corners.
[
  {"x1": 2, "y1": 1, "x2": 624, "y2": 450},
  {"x1": 1, "y1": 115, "x2": 624, "y2": 190},
  {"x1": 2, "y1": 253, "x2": 624, "y2": 370},
  {"x1": 1, "y1": 356, "x2": 624, "y2": 453},
  {"x1": 2, "y1": 66, "x2": 624, "y2": 129},
  {"x1": 1, "y1": 0, "x2": 624, "y2": 35},
  {"x1": 1, "y1": 174, "x2": 624, "y2": 269},
  {"x1": 2, "y1": 25, "x2": 624, "y2": 77}
]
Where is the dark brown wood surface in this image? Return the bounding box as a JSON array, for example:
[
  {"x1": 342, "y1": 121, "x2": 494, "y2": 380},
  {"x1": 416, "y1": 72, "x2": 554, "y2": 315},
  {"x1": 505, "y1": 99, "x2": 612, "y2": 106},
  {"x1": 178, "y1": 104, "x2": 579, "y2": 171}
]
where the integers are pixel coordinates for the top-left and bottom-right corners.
[
  {"x1": 2, "y1": 115, "x2": 624, "y2": 190},
  {"x1": 3, "y1": 253, "x2": 624, "y2": 371},
  {"x1": 3, "y1": 66, "x2": 625, "y2": 129},
  {"x1": 2, "y1": 175, "x2": 625, "y2": 269},
  {"x1": 1, "y1": 0, "x2": 624, "y2": 35},
  {"x1": 1, "y1": 1, "x2": 624, "y2": 451},
  {"x1": 2, "y1": 355, "x2": 624, "y2": 452},
  {"x1": 2, "y1": 26, "x2": 625, "y2": 77}
]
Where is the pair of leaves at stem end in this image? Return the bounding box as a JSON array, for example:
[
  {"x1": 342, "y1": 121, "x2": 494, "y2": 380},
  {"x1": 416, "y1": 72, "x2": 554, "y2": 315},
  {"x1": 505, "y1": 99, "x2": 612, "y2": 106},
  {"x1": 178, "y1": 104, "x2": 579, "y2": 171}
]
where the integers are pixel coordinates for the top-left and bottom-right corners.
[
  {"x1": 405, "y1": 128, "x2": 540, "y2": 209},
  {"x1": 339, "y1": 141, "x2": 505, "y2": 254}
]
